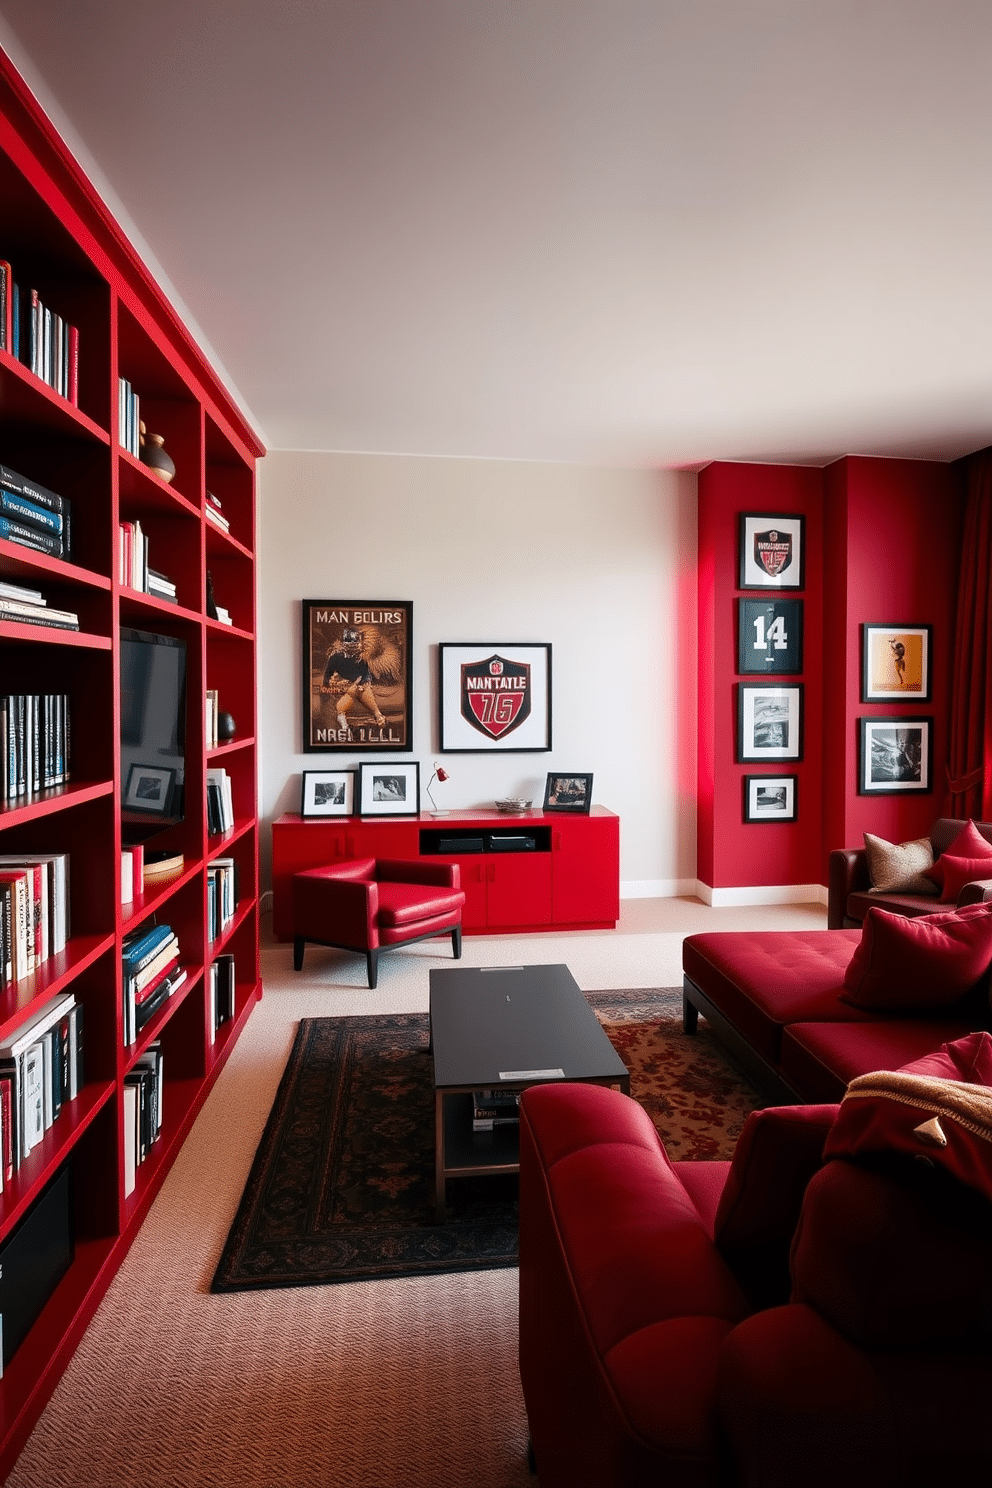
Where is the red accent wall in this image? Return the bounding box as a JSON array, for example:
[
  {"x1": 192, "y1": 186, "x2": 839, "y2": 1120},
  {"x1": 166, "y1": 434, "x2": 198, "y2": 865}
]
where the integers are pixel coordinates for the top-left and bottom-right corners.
[{"x1": 698, "y1": 456, "x2": 966, "y2": 890}]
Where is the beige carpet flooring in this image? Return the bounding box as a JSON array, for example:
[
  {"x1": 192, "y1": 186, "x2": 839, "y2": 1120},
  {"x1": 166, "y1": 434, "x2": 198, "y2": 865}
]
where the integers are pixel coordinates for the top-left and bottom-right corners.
[{"x1": 9, "y1": 897, "x2": 825, "y2": 1488}]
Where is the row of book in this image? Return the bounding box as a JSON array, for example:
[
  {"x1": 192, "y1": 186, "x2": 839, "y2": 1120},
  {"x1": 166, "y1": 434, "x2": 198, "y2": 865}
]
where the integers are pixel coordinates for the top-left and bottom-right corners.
[
  {"x1": 472, "y1": 1087, "x2": 521, "y2": 1132},
  {"x1": 118, "y1": 518, "x2": 177, "y2": 604},
  {"x1": 206, "y1": 689, "x2": 221, "y2": 749},
  {"x1": 0, "y1": 261, "x2": 80, "y2": 407},
  {"x1": 1, "y1": 693, "x2": 71, "y2": 803},
  {"x1": 205, "y1": 492, "x2": 230, "y2": 532},
  {"x1": 0, "y1": 990, "x2": 84, "y2": 1183},
  {"x1": 209, "y1": 952, "x2": 236, "y2": 1043},
  {"x1": 118, "y1": 377, "x2": 141, "y2": 458},
  {"x1": 0, "y1": 852, "x2": 70, "y2": 987},
  {"x1": 207, "y1": 767, "x2": 234, "y2": 836},
  {"x1": 207, "y1": 857, "x2": 237, "y2": 943},
  {"x1": 124, "y1": 1040, "x2": 163, "y2": 1197},
  {"x1": 0, "y1": 461, "x2": 73, "y2": 561},
  {"x1": 121, "y1": 922, "x2": 186, "y2": 1047},
  {"x1": 0, "y1": 575, "x2": 79, "y2": 631}
]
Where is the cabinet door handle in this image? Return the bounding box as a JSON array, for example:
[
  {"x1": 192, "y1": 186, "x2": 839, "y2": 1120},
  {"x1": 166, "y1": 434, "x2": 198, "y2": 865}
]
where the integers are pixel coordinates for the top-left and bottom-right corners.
[{"x1": 488, "y1": 860, "x2": 495, "y2": 883}]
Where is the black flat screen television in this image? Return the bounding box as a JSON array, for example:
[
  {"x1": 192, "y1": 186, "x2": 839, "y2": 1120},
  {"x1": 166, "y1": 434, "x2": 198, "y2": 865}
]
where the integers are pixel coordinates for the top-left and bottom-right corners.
[{"x1": 120, "y1": 626, "x2": 187, "y2": 841}]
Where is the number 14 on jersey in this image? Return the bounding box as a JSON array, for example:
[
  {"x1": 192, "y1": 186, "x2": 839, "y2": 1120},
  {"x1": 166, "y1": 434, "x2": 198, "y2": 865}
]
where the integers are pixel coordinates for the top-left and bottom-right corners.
[{"x1": 738, "y1": 598, "x2": 803, "y2": 675}]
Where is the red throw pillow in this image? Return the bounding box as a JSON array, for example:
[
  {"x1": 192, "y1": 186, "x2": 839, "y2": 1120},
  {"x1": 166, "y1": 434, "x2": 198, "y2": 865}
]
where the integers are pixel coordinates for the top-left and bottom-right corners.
[
  {"x1": 932, "y1": 853, "x2": 992, "y2": 903},
  {"x1": 925, "y1": 819, "x2": 992, "y2": 894},
  {"x1": 841, "y1": 902, "x2": 992, "y2": 1009}
]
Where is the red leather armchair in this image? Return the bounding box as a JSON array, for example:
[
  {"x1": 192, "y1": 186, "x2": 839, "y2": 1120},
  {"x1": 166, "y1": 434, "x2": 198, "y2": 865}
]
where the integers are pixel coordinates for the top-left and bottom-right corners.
[
  {"x1": 828, "y1": 816, "x2": 992, "y2": 929},
  {"x1": 518, "y1": 1054, "x2": 992, "y2": 1488},
  {"x1": 292, "y1": 856, "x2": 465, "y2": 987}
]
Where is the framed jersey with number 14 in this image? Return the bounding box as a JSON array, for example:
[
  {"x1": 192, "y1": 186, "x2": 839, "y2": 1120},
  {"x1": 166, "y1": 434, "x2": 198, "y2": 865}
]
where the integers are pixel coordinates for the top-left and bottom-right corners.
[{"x1": 737, "y1": 598, "x2": 803, "y2": 675}]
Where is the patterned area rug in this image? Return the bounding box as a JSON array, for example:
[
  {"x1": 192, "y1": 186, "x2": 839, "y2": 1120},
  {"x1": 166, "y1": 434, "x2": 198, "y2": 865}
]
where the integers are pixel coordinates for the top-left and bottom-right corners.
[{"x1": 211, "y1": 989, "x2": 763, "y2": 1292}]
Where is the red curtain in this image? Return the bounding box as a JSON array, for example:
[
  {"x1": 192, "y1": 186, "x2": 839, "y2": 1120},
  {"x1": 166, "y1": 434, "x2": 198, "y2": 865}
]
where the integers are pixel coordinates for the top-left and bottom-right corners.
[{"x1": 946, "y1": 449, "x2": 992, "y2": 819}]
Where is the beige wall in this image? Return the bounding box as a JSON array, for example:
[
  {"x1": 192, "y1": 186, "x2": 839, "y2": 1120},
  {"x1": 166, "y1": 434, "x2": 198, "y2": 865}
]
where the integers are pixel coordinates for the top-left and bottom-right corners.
[{"x1": 257, "y1": 450, "x2": 697, "y2": 897}]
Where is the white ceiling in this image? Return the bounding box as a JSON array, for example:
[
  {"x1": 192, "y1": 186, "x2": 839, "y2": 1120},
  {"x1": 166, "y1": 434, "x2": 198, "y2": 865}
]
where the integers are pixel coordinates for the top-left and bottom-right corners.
[{"x1": 2, "y1": 2, "x2": 991, "y2": 467}]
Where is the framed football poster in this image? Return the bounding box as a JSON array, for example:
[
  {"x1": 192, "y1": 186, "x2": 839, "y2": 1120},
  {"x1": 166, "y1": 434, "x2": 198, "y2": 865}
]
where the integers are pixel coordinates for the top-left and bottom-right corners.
[
  {"x1": 301, "y1": 600, "x2": 412, "y2": 753},
  {"x1": 738, "y1": 513, "x2": 805, "y2": 590},
  {"x1": 439, "y1": 643, "x2": 552, "y2": 752},
  {"x1": 737, "y1": 598, "x2": 803, "y2": 674}
]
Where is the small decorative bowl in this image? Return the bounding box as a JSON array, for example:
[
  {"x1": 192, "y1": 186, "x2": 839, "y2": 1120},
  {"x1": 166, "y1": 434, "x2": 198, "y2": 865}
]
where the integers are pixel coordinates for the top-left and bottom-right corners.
[{"x1": 494, "y1": 797, "x2": 533, "y2": 813}]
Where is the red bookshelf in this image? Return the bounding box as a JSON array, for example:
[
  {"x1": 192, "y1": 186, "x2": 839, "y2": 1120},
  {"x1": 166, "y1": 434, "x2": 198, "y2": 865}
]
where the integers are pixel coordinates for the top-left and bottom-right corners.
[{"x1": 0, "y1": 49, "x2": 263, "y2": 1475}]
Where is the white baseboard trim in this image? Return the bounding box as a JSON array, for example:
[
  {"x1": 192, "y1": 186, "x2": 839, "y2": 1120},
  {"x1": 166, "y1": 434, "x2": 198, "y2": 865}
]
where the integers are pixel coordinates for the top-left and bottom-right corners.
[
  {"x1": 694, "y1": 881, "x2": 828, "y2": 908},
  {"x1": 621, "y1": 878, "x2": 699, "y2": 899}
]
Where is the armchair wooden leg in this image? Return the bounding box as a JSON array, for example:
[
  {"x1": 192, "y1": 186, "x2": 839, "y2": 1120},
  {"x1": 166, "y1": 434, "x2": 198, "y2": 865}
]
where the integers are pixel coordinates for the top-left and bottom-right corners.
[
  {"x1": 366, "y1": 948, "x2": 379, "y2": 988},
  {"x1": 452, "y1": 925, "x2": 462, "y2": 960},
  {"x1": 293, "y1": 937, "x2": 305, "y2": 971}
]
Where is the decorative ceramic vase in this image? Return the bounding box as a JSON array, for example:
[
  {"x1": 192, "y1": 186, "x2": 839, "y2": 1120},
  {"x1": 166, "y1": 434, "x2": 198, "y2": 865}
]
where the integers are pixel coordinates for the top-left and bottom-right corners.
[
  {"x1": 217, "y1": 711, "x2": 237, "y2": 741},
  {"x1": 139, "y1": 425, "x2": 176, "y2": 483}
]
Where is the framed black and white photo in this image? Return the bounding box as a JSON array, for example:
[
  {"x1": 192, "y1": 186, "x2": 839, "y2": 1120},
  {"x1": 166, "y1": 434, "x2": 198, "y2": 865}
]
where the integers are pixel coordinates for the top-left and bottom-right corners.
[
  {"x1": 737, "y1": 598, "x2": 803, "y2": 674},
  {"x1": 743, "y1": 774, "x2": 798, "y2": 823},
  {"x1": 737, "y1": 684, "x2": 804, "y2": 761},
  {"x1": 301, "y1": 599, "x2": 412, "y2": 753},
  {"x1": 543, "y1": 772, "x2": 593, "y2": 813},
  {"x1": 358, "y1": 760, "x2": 420, "y2": 815},
  {"x1": 300, "y1": 769, "x2": 356, "y2": 818},
  {"x1": 123, "y1": 763, "x2": 176, "y2": 815},
  {"x1": 858, "y1": 717, "x2": 932, "y2": 794},
  {"x1": 738, "y1": 513, "x2": 805, "y2": 590},
  {"x1": 439, "y1": 643, "x2": 552, "y2": 752},
  {"x1": 861, "y1": 624, "x2": 931, "y2": 702}
]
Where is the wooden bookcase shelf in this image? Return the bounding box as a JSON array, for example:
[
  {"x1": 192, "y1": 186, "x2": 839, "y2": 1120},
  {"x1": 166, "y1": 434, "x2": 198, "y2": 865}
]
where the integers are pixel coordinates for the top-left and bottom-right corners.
[{"x1": 0, "y1": 51, "x2": 263, "y2": 1476}]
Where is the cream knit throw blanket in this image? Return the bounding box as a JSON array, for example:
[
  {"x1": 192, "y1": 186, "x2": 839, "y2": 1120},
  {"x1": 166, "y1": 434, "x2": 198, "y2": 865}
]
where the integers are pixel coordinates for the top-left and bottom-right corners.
[{"x1": 843, "y1": 1070, "x2": 992, "y2": 1147}]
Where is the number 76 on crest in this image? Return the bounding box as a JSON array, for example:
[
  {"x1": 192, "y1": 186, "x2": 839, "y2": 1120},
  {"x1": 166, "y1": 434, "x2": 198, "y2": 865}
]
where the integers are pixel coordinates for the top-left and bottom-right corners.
[{"x1": 737, "y1": 598, "x2": 803, "y2": 675}]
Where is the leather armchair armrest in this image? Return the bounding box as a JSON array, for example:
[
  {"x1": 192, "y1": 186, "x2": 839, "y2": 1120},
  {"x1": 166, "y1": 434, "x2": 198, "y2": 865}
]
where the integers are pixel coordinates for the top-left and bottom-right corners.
[
  {"x1": 376, "y1": 857, "x2": 461, "y2": 889},
  {"x1": 956, "y1": 877, "x2": 992, "y2": 906},
  {"x1": 828, "y1": 849, "x2": 869, "y2": 929},
  {"x1": 294, "y1": 872, "x2": 378, "y2": 943}
]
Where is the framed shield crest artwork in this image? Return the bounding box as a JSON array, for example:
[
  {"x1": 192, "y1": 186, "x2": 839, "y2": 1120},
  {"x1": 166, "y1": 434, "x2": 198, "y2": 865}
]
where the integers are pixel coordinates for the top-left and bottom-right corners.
[
  {"x1": 738, "y1": 513, "x2": 805, "y2": 590},
  {"x1": 439, "y1": 643, "x2": 552, "y2": 752}
]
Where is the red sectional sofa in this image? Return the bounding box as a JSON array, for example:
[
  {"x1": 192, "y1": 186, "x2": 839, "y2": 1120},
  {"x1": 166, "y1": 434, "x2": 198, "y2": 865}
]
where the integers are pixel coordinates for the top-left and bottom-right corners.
[{"x1": 682, "y1": 915, "x2": 992, "y2": 1103}]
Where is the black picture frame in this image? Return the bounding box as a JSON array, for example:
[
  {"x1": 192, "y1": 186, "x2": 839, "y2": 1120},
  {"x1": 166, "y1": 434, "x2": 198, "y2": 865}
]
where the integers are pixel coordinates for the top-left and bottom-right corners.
[
  {"x1": 738, "y1": 512, "x2": 805, "y2": 590},
  {"x1": 858, "y1": 717, "x2": 933, "y2": 794},
  {"x1": 743, "y1": 774, "x2": 798, "y2": 822},
  {"x1": 737, "y1": 598, "x2": 803, "y2": 675},
  {"x1": 737, "y1": 683, "x2": 804, "y2": 761},
  {"x1": 439, "y1": 643, "x2": 552, "y2": 752},
  {"x1": 301, "y1": 600, "x2": 412, "y2": 753},
  {"x1": 122, "y1": 763, "x2": 176, "y2": 816},
  {"x1": 358, "y1": 761, "x2": 421, "y2": 816},
  {"x1": 543, "y1": 772, "x2": 593, "y2": 813},
  {"x1": 300, "y1": 769, "x2": 356, "y2": 818},
  {"x1": 861, "y1": 623, "x2": 932, "y2": 703}
]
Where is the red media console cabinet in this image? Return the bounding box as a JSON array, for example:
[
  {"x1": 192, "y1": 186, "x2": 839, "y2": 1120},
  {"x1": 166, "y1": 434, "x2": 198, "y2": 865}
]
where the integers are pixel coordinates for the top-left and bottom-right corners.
[{"x1": 272, "y1": 806, "x2": 620, "y2": 938}]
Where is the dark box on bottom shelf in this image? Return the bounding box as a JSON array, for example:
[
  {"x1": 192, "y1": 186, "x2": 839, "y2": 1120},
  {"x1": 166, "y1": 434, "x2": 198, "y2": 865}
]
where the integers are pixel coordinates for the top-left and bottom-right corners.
[{"x1": 0, "y1": 1162, "x2": 74, "y2": 1372}]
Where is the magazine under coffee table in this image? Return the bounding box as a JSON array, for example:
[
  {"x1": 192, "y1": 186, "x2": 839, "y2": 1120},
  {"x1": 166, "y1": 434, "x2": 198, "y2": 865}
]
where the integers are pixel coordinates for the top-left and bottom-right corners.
[{"x1": 429, "y1": 963, "x2": 630, "y2": 1222}]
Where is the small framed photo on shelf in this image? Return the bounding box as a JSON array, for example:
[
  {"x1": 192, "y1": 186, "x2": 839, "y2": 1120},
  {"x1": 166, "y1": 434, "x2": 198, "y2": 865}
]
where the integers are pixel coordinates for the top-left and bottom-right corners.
[
  {"x1": 300, "y1": 769, "x2": 356, "y2": 818},
  {"x1": 861, "y1": 624, "x2": 931, "y2": 702},
  {"x1": 737, "y1": 684, "x2": 804, "y2": 761},
  {"x1": 123, "y1": 763, "x2": 176, "y2": 815},
  {"x1": 358, "y1": 760, "x2": 420, "y2": 816},
  {"x1": 858, "y1": 717, "x2": 932, "y2": 794},
  {"x1": 543, "y1": 772, "x2": 593, "y2": 813},
  {"x1": 738, "y1": 513, "x2": 805, "y2": 590},
  {"x1": 737, "y1": 598, "x2": 803, "y2": 674},
  {"x1": 743, "y1": 774, "x2": 798, "y2": 823},
  {"x1": 439, "y1": 642, "x2": 552, "y2": 752}
]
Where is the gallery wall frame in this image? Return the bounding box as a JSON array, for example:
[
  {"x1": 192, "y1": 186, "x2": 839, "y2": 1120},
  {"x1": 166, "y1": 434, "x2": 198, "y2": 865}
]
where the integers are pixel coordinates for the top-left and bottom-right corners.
[
  {"x1": 743, "y1": 774, "x2": 798, "y2": 823},
  {"x1": 358, "y1": 760, "x2": 421, "y2": 816},
  {"x1": 300, "y1": 769, "x2": 356, "y2": 818},
  {"x1": 439, "y1": 642, "x2": 552, "y2": 752},
  {"x1": 738, "y1": 512, "x2": 805, "y2": 590},
  {"x1": 737, "y1": 683, "x2": 804, "y2": 761},
  {"x1": 737, "y1": 597, "x2": 804, "y2": 675},
  {"x1": 301, "y1": 600, "x2": 413, "y2": 753},
  {"x1": 858, "y1": 717, "x2": 933, "y2": 795},
  {"x1": 861, "y1": 623, "x2": 932, "y2": 703}
]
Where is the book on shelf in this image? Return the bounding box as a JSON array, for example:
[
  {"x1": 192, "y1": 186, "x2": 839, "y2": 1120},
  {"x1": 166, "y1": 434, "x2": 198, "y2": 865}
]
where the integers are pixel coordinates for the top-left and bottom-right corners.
[
  {"x1": 207, "y1": 856, "x2": 237, "y2": 942},
  {"x1": 0, "y1": 463, "x2": 72, "y2": 550},
  {"x1": 205, "y1": 502, "x2": 230, "y2": 532},
  {"x1": 3, "y1": 272, "x2": 79, "y2": 405},
  {"x1": 0, "y1": 578, "x2": 45, "y2": 604},
  {"x1": 118, "y1": 377, "x2": 140, "y2": 457},
  {"x1": 120, "y1": 844, "x2": 145, "y2": 902},
  {"x1": 205, "y1": 689, "x2": 218, "y2": 749},
  {"x1": 0, "y1": 488, "x2": 64, "y2": 540},
  {"x1": 209, "y1": 952, "x2": 236, "y2": 1043},
  {"x1": 472, "y1": 1087, "x2": 521, "y2": 1132},
  {"x1": 0, "y1": 852, "x2": 69, "y2": 964},
  {"x1": 119, "y1": 519, "x2": 148, "y2": 591},
  {"x1": 146, "y1": 568, "x2": 177, "y2": 603},
  {"x1": 1, "y1": 693, "x2": 70, "y2": 802},
  {"x1": 0, "y1": 259, "x2": 10, "y2": 350},
  {"x1": 207, "y1": 767, "x2": 234, "y2": 836},
  {"x1": 0, "y1": 990, "x2": 81, "y2": 1167},
  {"x1": 0, "y1": 596, "x2": 79, "y2": 629},
  {"x1": 124, "y1": 1041, "x2": 163, "y2": 1184},
  {"x1": 134, "y1": 966, "x2": 185, "y2": 1034},
  {"x1": 0, "y1": 514, "x2": 64, "y2": 559},
  {"x1": 122, "y1": 925, "x2": 179, "y2": 1046}
]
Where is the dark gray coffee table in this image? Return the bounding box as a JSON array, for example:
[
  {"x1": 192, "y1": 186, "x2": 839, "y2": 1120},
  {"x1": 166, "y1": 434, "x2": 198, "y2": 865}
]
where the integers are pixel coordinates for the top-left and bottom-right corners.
[{"x1": 429, "y1": 963, "x2": 630, "y2": 1221}]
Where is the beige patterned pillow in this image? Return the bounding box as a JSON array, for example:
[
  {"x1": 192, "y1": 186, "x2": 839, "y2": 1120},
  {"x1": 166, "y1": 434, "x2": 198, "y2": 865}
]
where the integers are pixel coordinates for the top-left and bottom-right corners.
[{"x1": 864, "y1": 832, "x2": 939, "y2": 895}]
